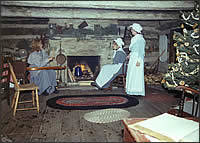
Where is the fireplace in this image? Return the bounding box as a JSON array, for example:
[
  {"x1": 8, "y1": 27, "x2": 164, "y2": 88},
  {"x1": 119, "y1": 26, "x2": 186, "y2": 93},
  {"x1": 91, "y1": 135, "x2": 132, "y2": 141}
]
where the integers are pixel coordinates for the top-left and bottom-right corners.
[{"x1": 67, "y1": 56, "x2": 100, "y2": 81}]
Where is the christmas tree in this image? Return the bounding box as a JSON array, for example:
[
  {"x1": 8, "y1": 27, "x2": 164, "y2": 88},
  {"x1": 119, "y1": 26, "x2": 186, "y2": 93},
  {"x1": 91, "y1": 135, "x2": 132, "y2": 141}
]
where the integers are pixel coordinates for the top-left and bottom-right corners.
[{"x1": 162, "y1": 2, "x2": 199, "y2": 91}]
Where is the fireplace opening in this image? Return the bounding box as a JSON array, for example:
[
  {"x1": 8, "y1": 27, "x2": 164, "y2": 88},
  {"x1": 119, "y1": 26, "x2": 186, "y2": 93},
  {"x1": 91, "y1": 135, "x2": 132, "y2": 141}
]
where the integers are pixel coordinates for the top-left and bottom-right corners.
[{"x1": 67, "y1": 56, "x2": 100, "y2": 81}]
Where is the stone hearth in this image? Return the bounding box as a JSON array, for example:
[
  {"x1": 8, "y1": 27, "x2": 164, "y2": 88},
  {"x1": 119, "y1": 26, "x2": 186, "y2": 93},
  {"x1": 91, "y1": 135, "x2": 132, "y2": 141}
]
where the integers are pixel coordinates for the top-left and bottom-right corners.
[{"x1": 48, "y1": 36, "x2": 118, "y2": 83}]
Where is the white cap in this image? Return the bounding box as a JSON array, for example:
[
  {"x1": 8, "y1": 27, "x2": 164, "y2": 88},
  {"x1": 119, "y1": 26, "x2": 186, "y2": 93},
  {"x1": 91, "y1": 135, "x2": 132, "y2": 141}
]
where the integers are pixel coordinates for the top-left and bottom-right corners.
[
  {"x1": 129, "y1": 23, "x2": 143, "y2": 33},
  {"x1": 114, "y1": 38, "x2": 124, "y2": 48}
]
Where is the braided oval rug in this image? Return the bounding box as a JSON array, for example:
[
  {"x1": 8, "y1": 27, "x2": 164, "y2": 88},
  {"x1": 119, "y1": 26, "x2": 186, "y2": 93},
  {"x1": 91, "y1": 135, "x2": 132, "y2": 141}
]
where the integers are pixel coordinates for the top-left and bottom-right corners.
[
  {"x1": 47, "y1": 94, "x2": 139, "y2": 110},
  {"x1": 83, "y1": 108, "x2": 130, "y2": 123}
]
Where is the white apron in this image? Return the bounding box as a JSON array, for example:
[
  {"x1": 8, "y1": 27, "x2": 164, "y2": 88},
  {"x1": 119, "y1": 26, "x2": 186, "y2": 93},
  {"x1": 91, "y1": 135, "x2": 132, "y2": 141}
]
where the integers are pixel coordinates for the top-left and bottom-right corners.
[
  {"x1": 96, "y1": 63, "x2": 123, "y2": 88},
  {"x1": 126, "y1": 52, "x2": 145, "y2": 96},
  {"x1": 96, "y1": 47, "x2": 126, "y2": 88}
]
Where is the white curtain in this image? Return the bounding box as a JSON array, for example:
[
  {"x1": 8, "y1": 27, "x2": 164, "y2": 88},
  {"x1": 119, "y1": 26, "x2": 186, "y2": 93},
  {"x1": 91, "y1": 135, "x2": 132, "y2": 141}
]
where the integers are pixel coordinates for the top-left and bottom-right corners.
[{"x1": 159, "y1": 35, "x2": 168, "y2": 62}]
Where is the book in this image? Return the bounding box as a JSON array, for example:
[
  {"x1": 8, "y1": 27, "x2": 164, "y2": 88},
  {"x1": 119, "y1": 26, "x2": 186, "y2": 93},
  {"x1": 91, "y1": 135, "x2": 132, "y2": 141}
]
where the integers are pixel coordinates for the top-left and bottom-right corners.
[{"x1": 128, "y1": 113, "x2": 199, "y2": 142}]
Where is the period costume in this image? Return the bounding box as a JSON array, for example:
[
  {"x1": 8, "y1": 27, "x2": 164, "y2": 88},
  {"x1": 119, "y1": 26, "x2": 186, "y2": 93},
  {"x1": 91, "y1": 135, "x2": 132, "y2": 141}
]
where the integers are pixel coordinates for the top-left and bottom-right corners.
[
  {"x1": 27, "y1": 49, "x2": 57, "y2": 95},
  {"x1": 95, "y1": 38, "x2": 127, "y2": 89},
  {"x1": 126, "y1": 23, "x2": 146, "y2": 96}
]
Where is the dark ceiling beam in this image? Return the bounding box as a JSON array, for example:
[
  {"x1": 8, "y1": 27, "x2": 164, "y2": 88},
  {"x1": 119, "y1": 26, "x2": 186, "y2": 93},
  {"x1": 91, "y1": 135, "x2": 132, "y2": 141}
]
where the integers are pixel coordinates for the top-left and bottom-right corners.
[
  {"x1": 118, "y1": 20, "x2": 161, "y2": 27},
  {"x1": 1, "y1": 18, "x2": 49, "y2": 24},
  {"x1": 1, "y1": 1, "x2": 194, "y2": 11},
  {"x1": 2, "y1": 5, "x2": 182, "y2": 20}
]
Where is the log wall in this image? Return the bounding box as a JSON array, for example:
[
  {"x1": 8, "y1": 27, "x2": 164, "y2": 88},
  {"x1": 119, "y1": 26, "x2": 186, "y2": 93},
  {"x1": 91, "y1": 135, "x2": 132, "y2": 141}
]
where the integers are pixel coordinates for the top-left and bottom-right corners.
[{"x1": 0, "y1": 1, "x2": 194, "y2": 70}]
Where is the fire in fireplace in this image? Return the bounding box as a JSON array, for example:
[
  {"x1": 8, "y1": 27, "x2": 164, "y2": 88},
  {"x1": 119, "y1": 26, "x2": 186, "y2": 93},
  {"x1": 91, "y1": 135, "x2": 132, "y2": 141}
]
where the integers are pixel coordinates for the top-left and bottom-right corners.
[{"x1": 67, "y1": 56, "x2": 100, "y2": 81}]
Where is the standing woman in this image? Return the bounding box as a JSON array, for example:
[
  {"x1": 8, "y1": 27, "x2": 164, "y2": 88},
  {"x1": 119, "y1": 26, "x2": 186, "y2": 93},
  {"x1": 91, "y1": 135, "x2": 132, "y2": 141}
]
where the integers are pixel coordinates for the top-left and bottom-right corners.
[{"x1": 126, "y1": 23, "x2": 146, "y2": 96}]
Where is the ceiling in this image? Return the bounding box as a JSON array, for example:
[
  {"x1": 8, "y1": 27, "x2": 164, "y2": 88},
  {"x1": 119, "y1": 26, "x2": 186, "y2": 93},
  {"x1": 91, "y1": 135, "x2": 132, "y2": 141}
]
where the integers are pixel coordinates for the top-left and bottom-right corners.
[{"x1": 1, "y1": 1, "x2": 194, "y2": 20}]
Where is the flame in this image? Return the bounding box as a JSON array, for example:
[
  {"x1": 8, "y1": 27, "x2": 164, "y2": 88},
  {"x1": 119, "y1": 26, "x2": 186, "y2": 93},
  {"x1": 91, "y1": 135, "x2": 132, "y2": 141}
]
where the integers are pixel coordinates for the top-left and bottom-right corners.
[{"x1": 80, "y1": 64, "x2": 86, "y2": 71}]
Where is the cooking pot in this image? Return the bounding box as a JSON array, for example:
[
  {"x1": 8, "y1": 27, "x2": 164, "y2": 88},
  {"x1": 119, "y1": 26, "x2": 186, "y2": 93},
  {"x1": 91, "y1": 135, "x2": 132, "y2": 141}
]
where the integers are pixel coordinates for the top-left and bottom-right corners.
[{"x1": 56, "y1": 41, "x2": 66, "y2": 65}]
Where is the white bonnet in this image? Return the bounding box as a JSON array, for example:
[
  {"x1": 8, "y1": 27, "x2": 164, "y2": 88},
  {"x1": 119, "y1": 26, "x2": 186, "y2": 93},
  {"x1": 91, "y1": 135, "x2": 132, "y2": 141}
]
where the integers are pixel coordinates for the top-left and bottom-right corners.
[
  {"x1": 114, "y1": 38, "x2": 124, "y2": 48},
  {"x1": 129, "y1": 23, "x2": 143, "y2": 33}
]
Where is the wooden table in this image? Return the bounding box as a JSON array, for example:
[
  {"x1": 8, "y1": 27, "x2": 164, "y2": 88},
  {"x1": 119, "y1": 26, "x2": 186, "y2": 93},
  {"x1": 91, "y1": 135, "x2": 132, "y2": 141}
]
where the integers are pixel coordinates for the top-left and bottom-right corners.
[
  {"x1": 122, "y1": 117, "x2": 199, "y2": 142},
  {"x1": 122, "y1": 118, "x2": 150, "y2": 142},
  {"x1": 26, "y1": 66, "x2": 66, "y2": 71},
  {"x1": 27, "y1": 66, "x2": 67, "y2": 83}
]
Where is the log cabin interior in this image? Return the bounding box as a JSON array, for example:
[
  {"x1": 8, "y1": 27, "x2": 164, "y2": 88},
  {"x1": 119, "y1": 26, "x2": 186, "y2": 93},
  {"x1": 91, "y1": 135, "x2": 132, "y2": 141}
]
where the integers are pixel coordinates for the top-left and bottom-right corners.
[{"x1": 0, "y1": 1, "x2": 199, "y2": 142}]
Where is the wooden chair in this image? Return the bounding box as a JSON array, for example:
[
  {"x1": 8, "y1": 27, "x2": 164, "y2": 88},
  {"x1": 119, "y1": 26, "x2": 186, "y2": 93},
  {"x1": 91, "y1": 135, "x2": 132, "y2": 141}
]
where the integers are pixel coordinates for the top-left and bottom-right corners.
[
  {"x1": 12, "y1": 61, "x2": 29, "y2": 84},
  {"x1": 8, "y1": 63, "x2": 40, "y2": 117},
  {"x1": 110, "y1": 60, "x2": 128, "y2": 92},
  {"x1": 168, "y1": 85, "x2": 200, "y2": 118}
]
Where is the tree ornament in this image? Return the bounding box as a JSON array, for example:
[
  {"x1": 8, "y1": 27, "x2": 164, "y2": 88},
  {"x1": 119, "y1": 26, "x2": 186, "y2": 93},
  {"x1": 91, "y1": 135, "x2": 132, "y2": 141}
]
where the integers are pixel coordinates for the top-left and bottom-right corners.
[
  {"x1": 161, "y1": 79, "x2": 166, "y2": 84},
  {"x1": 191, "y1": 12, "x2": 199, "y2": 20},
  {"x1": 171, "y1": 73, "x2": 178, "y2": 86},
  {"x1": 179, "y1": 81, "x2": 185, "y2": 86},
  {"x1": 165, "y1": 73, "x2": 170, "y2": 77},
  {"x1": 178, "y1": 38, "x2": 183, "y2": 42},
  {"x1": 194, "y1": 28, "x2": 199, "y2": 33},
  {"x1": 166, "y1": 81, "x2": 176, "y2": 88},
  {"x1": 173, "y1": 34, "x2": 176, "y2": 39},
  {"x1": 174, "y1": 67, "x2": 179, "y2": 72},
  {"x1": 185, "y1": 61, "x2": 188, "y2": 66},
  {"x1": 176, "y1": 53, "x2": 180, "y2": 57},
  {"x1": 183, "y1": 28, "x2": 187, "y2": 33},
  {"x1": 192, "y1": 23, "x2": 198, "y2": 29},
  {"x1": 180, "y1": 52, "x2": 190, "y2": 61},
  {"x1": 185, "y1": 22, "x2": 194, "y2": 27},
  {"x1": 178, "y1": 57, "x2": 183, "y2": 63},
  {"x1": 191, "y1": 32, "x2": 199, "y2": 39},
  {"x1": 181, "y1": 13, "x2": 191, "y2": 20},
  {"x1": 184, "y1": 42, "x2": 189, "y2": 47},
  {"x1": 193, "y1": 44, "x2": 199, "y2": 55},
  {"x1": 181, "y1": 24, "x2": 184, "y2": 28},
  {"x1": 174, "y1": 43, "x2": 178, "y2": 47},
  {"x1": 179, "y1": 80, "x2": 185, "y2": 86}
]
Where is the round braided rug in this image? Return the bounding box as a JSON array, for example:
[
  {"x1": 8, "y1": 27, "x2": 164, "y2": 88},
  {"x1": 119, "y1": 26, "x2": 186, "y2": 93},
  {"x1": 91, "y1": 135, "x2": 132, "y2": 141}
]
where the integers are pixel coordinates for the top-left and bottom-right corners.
[{"x1": 84, "y1": 108, "x2": 130, "y2": 123}]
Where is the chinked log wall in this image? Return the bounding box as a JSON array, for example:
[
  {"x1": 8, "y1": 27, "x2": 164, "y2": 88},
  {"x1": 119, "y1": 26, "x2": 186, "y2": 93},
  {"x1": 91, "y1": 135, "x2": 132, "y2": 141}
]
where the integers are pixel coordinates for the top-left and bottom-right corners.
[
  {"x1": 0, "y1": 1, "x2": 194, "y2": 67},
  {"x1": 1, "y1": 22, "x2": 162, "y2": 68},
  {"x1": 0, "y1": 19, "x2": 183, "y2": 50}
]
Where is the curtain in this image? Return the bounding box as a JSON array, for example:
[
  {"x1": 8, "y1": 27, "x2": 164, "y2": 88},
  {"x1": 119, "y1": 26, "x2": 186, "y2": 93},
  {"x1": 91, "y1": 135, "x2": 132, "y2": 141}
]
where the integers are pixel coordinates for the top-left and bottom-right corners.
[{"x1": 159, "y1": 35, "x2": 168, "y2": 62}]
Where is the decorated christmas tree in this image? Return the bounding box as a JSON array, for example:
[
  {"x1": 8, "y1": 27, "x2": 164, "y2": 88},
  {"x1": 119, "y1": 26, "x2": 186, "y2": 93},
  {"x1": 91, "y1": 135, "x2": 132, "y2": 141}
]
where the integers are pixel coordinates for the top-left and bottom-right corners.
[{"x1": 162, "y1": 2, "x2": 199, "y2": 91}]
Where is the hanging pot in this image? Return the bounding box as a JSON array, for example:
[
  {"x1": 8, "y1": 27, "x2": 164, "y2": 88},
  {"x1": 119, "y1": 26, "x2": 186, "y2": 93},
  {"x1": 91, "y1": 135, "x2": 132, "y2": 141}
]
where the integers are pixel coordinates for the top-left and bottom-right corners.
[
  {"x1": 56, "y1": 54, "x2": 66, "y2": 65},
  {"x1": 56, "y1": 41, "x2": 66, "y2": 65}
]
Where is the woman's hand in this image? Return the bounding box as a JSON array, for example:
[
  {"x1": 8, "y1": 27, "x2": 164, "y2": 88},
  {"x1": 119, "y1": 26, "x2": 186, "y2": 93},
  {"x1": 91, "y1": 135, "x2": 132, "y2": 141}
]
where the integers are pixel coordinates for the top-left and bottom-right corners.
[
  {"x1": 127, "y1": 54, "x2": 130, "y2": 60},
  {"x1": 48, "y1": 57, "x2": 55, "y2": 61},
  {"x1": 136, "y1": 61, "x2": 140, "y2": 66}
]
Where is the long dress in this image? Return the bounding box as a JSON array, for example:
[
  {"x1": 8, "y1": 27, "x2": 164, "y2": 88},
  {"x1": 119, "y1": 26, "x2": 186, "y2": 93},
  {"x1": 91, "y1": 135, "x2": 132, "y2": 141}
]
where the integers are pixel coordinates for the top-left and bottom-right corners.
[
  {"x1": 95, "y1": 48, "x2": 127, "y2": 89},
  {"x1": 126, "y1": 34, "x2": 146, "y2": 96},
  {"x1": 27, "y1": 49, "x2": 57, "y2": 95}
]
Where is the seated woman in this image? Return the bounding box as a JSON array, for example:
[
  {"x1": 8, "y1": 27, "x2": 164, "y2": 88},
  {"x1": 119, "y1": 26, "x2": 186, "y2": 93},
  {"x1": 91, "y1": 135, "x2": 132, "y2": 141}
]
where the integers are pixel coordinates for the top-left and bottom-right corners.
[
  {"x1": 27, "y1": 38, "x2": 58, "y2": 96},
  {"x1": 92, "y1": 38, "x2": 127, "y2": 89}
]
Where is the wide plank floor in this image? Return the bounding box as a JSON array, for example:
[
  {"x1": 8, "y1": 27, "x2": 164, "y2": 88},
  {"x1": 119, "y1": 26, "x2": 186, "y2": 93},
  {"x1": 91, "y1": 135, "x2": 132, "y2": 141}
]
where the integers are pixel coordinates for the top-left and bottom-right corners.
[{"x1": 1, "y1": 85, "x2": 179, "y2": 142}]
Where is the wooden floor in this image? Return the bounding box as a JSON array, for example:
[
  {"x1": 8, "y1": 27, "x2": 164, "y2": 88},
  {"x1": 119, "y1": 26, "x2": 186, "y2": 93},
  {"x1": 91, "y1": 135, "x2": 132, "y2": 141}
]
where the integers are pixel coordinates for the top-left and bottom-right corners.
[{"x1": 1, "y1": 85, "x2": 179, "y2": 142}]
